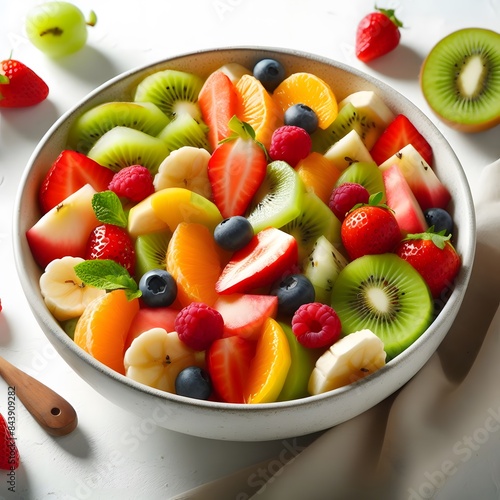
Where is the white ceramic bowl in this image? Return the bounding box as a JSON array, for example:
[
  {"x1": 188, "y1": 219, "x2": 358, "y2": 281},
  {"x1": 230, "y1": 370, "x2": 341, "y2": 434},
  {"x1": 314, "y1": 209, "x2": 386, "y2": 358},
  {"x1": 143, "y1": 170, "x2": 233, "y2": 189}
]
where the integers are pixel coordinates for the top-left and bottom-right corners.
[{"x1": 13, "y1": 47, "x2": 476, "y2": 441}]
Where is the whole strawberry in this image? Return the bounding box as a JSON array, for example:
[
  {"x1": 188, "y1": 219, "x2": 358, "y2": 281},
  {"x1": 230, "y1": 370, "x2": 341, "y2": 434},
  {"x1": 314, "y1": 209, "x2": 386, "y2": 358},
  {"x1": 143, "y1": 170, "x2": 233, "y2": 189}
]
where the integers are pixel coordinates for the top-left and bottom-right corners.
[
  {"x1": 341, "y1": 193, "x2": 402, "y2": 260},
  {"x1": 0, "y1": 58, "x2": 49, "y2": 107},
  {"x1": 85, "y1": 224, "x2": 136, "y2": 274},
  {"x1": 355, "y1": 7, "x2": 403, "y2": 62},
  {"x1": 395, "y1": 229, "x2": 461, "y2": 299},
  {"x1": 0, "y1": 413, "x2": 19, "y2": 470}
]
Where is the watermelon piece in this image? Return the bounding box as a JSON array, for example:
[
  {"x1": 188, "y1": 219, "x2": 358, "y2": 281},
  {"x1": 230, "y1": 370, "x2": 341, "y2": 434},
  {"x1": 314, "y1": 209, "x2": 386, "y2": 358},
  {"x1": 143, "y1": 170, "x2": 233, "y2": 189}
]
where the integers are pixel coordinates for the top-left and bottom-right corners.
[
  {"x1": 370, "y1": 114, "x2": 433, "y2": 166},
  {"x1": 26, "y1": 184, "x2": 100, "y2": 269},
  {"x1": 38, "y1": 150, "x2": 114, "y2": 214},
  {"x1": 379, "y1": 144, "x2": 451, "y2": 210},
  {"x1": 382, "y1": 164, "x2": 428, "y2": 234}
]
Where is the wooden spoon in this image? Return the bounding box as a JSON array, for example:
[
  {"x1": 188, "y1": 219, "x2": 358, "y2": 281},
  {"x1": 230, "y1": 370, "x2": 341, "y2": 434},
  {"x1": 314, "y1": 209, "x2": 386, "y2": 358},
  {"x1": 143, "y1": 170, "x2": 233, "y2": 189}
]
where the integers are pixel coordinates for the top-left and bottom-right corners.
[{"x1": 0, "y1": 356, "x2": 78, "y2": 436}]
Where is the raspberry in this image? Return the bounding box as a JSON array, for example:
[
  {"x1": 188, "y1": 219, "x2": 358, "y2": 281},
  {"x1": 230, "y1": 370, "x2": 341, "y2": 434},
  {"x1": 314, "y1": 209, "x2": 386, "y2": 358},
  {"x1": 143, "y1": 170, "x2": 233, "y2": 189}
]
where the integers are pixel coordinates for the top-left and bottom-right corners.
[
  {"x1": 269, "y1": 125, "x2": 312, "y2": 167},
  {"x1": 329, "y1": 182, "x2": 370, "y2": 221},
  {"x1": 108, "y1": 165, "x2": 154, "y2": 203},
  {"x1": 291, "y1": 302, "x2": 342, "y2": 349},
  {"x1": 175, "y1": 302, "x2": 224, "y2": 351}
]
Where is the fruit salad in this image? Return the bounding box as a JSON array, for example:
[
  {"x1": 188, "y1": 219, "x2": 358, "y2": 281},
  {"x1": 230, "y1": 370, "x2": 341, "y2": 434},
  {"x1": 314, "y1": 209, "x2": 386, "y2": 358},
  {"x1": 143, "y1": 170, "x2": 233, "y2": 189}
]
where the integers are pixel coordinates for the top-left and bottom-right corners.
[{"x1": 26, "y1": 57, "x2": 461, "y2": 404}]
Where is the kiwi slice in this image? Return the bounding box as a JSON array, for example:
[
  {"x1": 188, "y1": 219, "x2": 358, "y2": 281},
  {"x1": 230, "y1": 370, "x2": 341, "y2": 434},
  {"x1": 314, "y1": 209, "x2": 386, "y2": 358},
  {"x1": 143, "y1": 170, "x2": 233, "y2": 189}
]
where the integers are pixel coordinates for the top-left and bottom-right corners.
[
  {"x1": 87, "y1": 126, "x2": 169, "y2": 174},
  {"x1": 67, "y1": 102, "x2": 170, "y2": 154},
  {"x1": 133, "y1": 69, "x2": 204, "y2": 120},
  {"x1": 311, "y1": 103, "x2": 380, "y2": 154},
  {"x1": 281, "y1": 191, "x2": 341, "y2": 265},
  {"x1": 303, "y1": 235, "x2": 348, "y2": 304},
  {"x1": 134, "y1": 229, "x2": 172, "y2": 281},
  {"x1": 334, "y1": 161, "x2": 386, "y2": 202},
  {"x1": 246, "y1": 160, "x2": 304, "y2": 233},
  {"x1": 157, "y1": 114, "x2": 211, "y2": 154},
  {"x1": 330, "y1": 253, "x2": 434, "y2": 360},
  {"x1": 420, "y1": 28, "x2": 500, "y2": 132}
]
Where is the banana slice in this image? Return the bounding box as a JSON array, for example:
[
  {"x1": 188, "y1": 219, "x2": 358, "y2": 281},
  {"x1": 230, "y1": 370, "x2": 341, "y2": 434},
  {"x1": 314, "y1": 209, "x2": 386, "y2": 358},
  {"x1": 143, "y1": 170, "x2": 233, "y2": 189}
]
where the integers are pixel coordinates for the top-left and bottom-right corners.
[
  {"x1": 124, "y1": 328, "x2": 205, "y2": 393},
  {"x1": 153, "y1": 146, "x2": 212, "y2": 199},
  {"x1": 39, "y1": 256, "x2": 106, "y2": 322},
  {"x1": 308, "y1": 329, "x2": 386, "y2": 395}
]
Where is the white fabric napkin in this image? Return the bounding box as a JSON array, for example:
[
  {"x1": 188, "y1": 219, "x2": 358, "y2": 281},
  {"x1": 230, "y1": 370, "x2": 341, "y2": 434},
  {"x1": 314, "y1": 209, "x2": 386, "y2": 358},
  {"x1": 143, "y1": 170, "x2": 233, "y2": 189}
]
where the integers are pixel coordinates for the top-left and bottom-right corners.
[{"x1": 171, "y1": 159, "x2": 500, "y2": 500}]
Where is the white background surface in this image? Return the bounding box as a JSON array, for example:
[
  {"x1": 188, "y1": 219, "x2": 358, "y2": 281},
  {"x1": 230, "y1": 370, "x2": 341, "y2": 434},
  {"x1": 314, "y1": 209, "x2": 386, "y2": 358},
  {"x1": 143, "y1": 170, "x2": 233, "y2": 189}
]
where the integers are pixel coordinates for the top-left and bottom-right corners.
[{"x1": 0, "y1": 1, "x2": 499, "y2": 498}]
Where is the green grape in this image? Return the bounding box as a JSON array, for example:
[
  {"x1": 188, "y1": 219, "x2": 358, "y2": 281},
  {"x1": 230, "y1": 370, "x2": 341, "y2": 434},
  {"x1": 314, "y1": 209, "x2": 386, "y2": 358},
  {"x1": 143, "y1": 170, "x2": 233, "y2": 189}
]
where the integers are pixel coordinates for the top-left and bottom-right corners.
[{"x1": 25, "y1": 1, "x2": 97, "y2": 58}]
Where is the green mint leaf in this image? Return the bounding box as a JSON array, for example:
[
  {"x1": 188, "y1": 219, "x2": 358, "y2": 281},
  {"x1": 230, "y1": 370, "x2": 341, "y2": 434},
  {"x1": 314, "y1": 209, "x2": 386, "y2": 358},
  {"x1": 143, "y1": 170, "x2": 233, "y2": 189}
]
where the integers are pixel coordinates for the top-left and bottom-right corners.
[
  {"x1": 74, "y1": 259, "x2": 140, "y2": 298},
  {"x1": 92, "y1": 191, "x2": 128, "y2": 228}
]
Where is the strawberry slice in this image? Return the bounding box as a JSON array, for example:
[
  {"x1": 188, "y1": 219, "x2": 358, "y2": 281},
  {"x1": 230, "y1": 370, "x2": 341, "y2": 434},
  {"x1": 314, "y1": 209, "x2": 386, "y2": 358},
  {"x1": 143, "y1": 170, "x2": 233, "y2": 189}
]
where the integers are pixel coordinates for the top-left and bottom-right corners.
[
  {"x1": 370, "y1": 114, "x2": 433, "y2": 166},
  {"x1": 214, "y1": 293, "x2": 278, "y2": 340},
  {"x1": 207, "y1": 117, "x2": 267, "y2": 218},
  {"x1": 216, "y1": 227, "x2": 298, "y2": 295},
  {"x1": 39, "y1": 150, "x2": 115, "y2": 214},
  {"x1": 198, "y1": 71, "x2": 239, "y2": 150},
  {"x1": 382, "y1": 164, "x2": 428, "y2": 234},
  {"x1": 207, "y1": 335, "x2": 256, "y2": 403},
  {"x1": 27, "y1": 184, "x2": 100, "y2": 269}
]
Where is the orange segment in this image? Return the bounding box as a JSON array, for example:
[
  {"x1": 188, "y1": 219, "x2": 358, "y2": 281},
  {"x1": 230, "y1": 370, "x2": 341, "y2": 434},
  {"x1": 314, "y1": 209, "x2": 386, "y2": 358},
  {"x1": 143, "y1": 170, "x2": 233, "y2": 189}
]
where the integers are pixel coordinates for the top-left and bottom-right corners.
[
  {"x1": 235, "y1": 74, "x2": 283, "y2": 149},
  {"x1": 166, "y1": 222, "x2": 222, "y2": 307},
  {"x1": 295, "y1": 152, "x2": 342, "y2": 204},
  {"x1": 74, "y1": 289, "x2": 140, "y2": 375},
  {"x1": 245, "y1": 317, "x2": 291, "y2": 404},
  {"x1": 272, "y1": 72, "x2": 338, "y2": 129}
]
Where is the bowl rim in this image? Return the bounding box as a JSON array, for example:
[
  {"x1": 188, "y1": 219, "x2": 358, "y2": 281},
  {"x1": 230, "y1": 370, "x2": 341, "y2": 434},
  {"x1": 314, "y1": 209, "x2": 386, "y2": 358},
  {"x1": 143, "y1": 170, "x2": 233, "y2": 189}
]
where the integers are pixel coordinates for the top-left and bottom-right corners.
[{"x1": 12, "y1": 45, "x2": 477, "y2": 416}]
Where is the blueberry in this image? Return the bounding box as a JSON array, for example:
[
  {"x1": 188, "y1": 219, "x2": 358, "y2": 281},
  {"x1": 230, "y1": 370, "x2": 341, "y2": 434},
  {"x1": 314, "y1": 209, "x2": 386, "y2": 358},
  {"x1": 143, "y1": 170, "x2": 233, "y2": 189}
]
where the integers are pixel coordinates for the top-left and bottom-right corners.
[
  {"x1": 253, "y1": 58, "x2": 285, "y2": 92},
  {"x1": 175, "y1": 366, "x2": 212, "y2": 400},
  {"x1": 214, "y1": 216, "x2": 254, "y2": 252},
  {"x1": 284, "y1": 104, "x2": 319, "y2": 134},
  {"x1": 271, "y1": 274, "x2": 316, "y2": 316},
  {"x1": 139, "y1": 269, "x2": 177, "y2": 308},
  {"x1": 424, "y1": 207, "x2": 454, "y2": 236}
]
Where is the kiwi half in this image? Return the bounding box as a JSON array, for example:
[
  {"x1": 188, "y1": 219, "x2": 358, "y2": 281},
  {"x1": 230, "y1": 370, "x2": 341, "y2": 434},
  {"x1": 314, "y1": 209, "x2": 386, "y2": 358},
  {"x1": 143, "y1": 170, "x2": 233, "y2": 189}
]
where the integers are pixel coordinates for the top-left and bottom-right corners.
[
  {"x1": 420, "y1": 28, "x2": 500, "y2": 132},
  {"x1": 281, "y1": 191, "x2": 341, "y2": 264},
  {"x1": 134, "y1": 229, "x2": 172, "y2": 281},
  {"x1": 87, "y1": 126, "x2": 169, "y2": 174},
  {"x1": 330, "y1": 253, "x2": 433, "y2": 360},
  {"x1": 246, "y1": 160, "x2": 304, "y2": 233},
  {"x1": 133, "y1": 69, "x2": 204, "y2": 120},
  {"x1": 67, "y1": 101, "x2": 170, "y2": 154},
  {"x1": 311, "y1": 103, "x2": 380, "y2": 154}
]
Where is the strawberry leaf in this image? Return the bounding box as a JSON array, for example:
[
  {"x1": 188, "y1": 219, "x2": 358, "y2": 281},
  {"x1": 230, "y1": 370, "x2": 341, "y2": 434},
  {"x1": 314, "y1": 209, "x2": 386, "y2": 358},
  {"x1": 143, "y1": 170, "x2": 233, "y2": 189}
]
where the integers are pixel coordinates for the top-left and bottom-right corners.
[
  {"x1": 74, "y1": 259, "x2": 141, "y2": 300},
  {"x1": 403, "y1": 226, "x2": 451, "y2": 249},
  {"x1": 92, "y1": 191, "x2": 128, "y2": 227},
  {"x1": 375, "y1": 5, "x2": 403, "y2": 27}
]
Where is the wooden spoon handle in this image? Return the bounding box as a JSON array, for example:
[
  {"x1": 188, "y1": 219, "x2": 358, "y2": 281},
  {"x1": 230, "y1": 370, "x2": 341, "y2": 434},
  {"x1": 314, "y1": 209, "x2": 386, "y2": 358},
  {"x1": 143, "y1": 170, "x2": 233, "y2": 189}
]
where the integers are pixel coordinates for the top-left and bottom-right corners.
[{"x1": 0, "y1": 356, "x2": 78, "y2": 436}]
